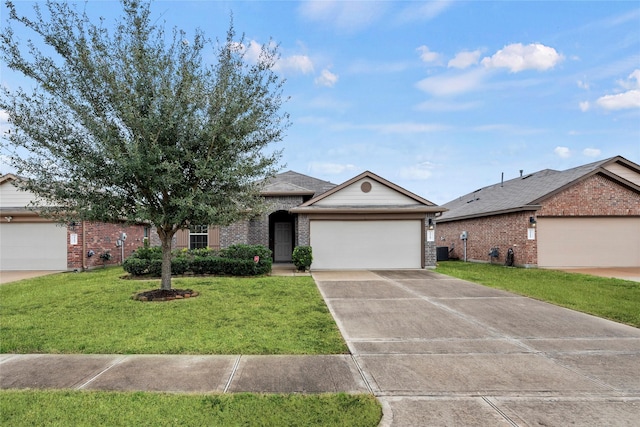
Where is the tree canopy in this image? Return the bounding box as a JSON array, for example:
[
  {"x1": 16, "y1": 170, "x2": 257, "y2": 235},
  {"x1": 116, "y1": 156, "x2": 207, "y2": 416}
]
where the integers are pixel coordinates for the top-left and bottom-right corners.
[{"x1": 1, "y1": 0, "x2": 289, "y2": 289}]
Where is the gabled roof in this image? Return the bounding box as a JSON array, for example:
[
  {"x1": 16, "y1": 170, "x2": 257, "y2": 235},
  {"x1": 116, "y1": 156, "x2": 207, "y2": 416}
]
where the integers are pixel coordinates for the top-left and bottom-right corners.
[
  {"x1": 438, "y1": 156, "x2": 640, "y2": 222},
  {"x1": 291, "y1": 170, "x2": 446, "y2": 214},
  {"x1": 0, "y1": 173, "x2": 19, "y2": 185},
  {"x1": 260, "y1": 170, "x2": 337, "y2": 197}
]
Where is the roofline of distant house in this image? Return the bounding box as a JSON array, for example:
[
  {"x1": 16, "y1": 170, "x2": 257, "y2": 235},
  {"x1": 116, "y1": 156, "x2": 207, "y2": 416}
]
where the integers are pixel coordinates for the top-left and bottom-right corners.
[
  {"x1": 260, "y1": 190, "x2": 315, "y2": 197},
  {"x1": 436, "y1": 205, "x2": 542, "y2": 223},
  {"x1": 290, "y1": 205, "x2": 447, "y2": 214}
]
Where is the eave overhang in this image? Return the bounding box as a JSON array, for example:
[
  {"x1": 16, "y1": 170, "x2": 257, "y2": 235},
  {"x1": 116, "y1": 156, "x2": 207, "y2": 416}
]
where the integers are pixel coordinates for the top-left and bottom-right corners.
[{"x1": 436, "y1": 205, "x2": 542, "y2": 223}]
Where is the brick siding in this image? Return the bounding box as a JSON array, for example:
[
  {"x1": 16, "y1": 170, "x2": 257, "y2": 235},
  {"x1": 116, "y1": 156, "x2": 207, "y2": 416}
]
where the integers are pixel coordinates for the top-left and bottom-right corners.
[
  {"x1": 436, "y1": 211, "x2": 538, "y2": 267},
  {"x1": 67, "y1": 222, "x2": 146, "y2": 270},
  {"x1": 537, "y1": 174, "x2": 640, "y2": 216},
  {"x1": 436, "y1": 174, "x2": 640, "y2": 267}
]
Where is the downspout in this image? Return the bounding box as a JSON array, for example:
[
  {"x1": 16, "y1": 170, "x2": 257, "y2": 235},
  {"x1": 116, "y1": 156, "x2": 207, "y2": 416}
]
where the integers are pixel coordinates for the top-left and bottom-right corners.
[{"x1": 82, "y1": 220, "x2": 87, "y2": 271}]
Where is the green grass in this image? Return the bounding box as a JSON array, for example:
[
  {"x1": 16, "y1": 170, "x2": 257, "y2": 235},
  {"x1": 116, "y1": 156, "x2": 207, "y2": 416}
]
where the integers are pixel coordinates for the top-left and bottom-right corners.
[
  {"x1": 0, "y1": 390, "x2": 382, "y2": 427},
  {"x1": 436, "y1": 261, "x2": 640, "y2": 327},
  {"x1": 0, "y1": 268, "x2": 348, "y2": 354}
]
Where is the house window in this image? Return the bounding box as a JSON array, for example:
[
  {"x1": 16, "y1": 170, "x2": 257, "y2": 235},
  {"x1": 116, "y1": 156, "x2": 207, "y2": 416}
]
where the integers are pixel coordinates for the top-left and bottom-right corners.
[{"x1": 189, "y1": 225, "x2": 208, "y2": 249}]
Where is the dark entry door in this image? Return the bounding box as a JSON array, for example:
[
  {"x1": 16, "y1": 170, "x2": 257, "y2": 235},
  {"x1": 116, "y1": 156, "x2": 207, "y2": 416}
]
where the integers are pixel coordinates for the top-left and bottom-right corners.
[{"x1": 274, "y1": 222, "x2": 293, "y2": 262}]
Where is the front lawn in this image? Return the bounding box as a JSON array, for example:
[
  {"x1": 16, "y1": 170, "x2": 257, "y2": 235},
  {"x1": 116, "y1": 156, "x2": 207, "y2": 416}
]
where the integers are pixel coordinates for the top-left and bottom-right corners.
[
  {"x1": 0, "y1": 390, "x2": 382, "y2": 427},
  {"x1": 0, "y1": 268, "x2": 348, "y2": 354},
  {"x1": 436, "y1": 261, "x2": 640, "y2": 328}
]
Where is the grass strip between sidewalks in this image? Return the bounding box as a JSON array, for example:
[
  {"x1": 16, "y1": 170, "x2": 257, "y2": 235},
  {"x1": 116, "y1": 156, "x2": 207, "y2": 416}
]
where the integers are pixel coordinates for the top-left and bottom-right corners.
[
  {"x1": 436, "y1": 261, "x2": 640, "y2": 327},
  {"x1": 0, "y1": 267, "x2": 348, "y2": 354},
  {"x1": 0, "y1": 390, "x2": 382, "y2": 427}
]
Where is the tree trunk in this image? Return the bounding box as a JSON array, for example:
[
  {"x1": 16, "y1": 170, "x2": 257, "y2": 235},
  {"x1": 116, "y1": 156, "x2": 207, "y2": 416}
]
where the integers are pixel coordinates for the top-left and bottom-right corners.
[{"x1": 158, "y1": 227, "x2": 175, "y2": 290}]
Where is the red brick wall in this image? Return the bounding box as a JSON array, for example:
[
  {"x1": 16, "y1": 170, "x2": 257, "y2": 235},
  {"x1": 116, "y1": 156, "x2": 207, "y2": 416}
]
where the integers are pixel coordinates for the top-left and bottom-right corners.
[
  {"x1": 436, "y1": 173, "x2": 640, "y2": 267},
  {"x1": 537, "y1": 174, "x2": 640, "y2": 216},
  {"x1": 67, "y1": 222, "x2": 147, "y2": 270},
  {"x1": 436, "y1": 211, "x2": 538, "y2": 267}
]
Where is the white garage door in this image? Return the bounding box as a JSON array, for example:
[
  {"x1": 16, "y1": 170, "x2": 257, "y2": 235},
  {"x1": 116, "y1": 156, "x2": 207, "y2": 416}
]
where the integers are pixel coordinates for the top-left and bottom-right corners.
[
  {"x1": 310, "y1": 220, "x2": 422, "y2": 269},
  {"x1": 0, "y1": 223, "x2": 68, "y2": 270},
  {"x1": 537, "y1": 217, "x2": 640, "y2": 268}
]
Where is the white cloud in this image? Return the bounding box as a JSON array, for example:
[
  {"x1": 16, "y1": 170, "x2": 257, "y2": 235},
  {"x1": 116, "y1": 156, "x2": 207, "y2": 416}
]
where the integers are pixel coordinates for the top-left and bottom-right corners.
[
  {"x1": 0, "y1": 109, "x2": 11, "y2": 136},
  {"x1": 415, "y1": 100, "x2": 481, "y2": 112},
  {"x1": 399, "y1": 162, "x2": 434, "y2": 180},
  {"x1": 347, "y1": 59, "x2": 409, "y2": 74},
  {"x1": 396, "y1": 0, "x2": 452, "y2": 23},
  {"x1": 596, "y1": 90, "x2": 640, "y2": 110},
  {"x1": 623, "y1": 69, "x2": 640, "y2": 88},
  {"x1": 448, "y1": 50, "x2": 481, "y2": 69},
  {"x1": 235, "y1": 39, "x2": 314, "y2": 75},
  {"x1": 417, "y1": 45, "x2": 441, "y2": 64},
  {"x1": 554, "y1": 146, "x2": 571, "y2": 158},
  {"x1": 583, "y1": 148, "x2": 601, "y2": 157},
  {"x1": 481, "y1": 43, "x2": 564, "y2": 73},
  {"x1": 577, "y1": 79, "x2": 589, "y2": 90},
  {"x1": 416, "y1": 68, "x2": 488, "y2": 96},
  {"x1": 364, "y1": 122, "x2": 447, "y2": 134},
  {"x1": 275, "y1": 54, "x2": 315, "y2": 74},
  {"x1": 315, "y1": 69, "x2": 339, "y2": 87},
  {"x1": 307, "y1": 162, "x2": 357, "y2": 175},
  {"x1": 595, "y1": 70, "x2": 640, "y2": 110},
  {"x1": 579, "y1": 101, "x2": 590, "y2": 112},
  {"x1": 298, "y1": 0, "x2": 387, "y2": 32}
]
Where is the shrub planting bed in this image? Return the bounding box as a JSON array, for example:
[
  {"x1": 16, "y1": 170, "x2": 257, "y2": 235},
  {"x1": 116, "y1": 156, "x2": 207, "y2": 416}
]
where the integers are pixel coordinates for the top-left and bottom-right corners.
[{"x1": 123, "y1": 244, "x2": 273, "y2": 277}]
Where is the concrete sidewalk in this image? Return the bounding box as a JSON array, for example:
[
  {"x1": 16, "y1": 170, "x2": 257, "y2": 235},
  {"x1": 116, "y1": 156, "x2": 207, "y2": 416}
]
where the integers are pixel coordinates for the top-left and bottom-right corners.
[
  {"x1": 313, "y1": 269, "x2": 640, "y2": 426},
  {"x1": 2, "y1": 269, "x2": 640, "y2": 426},
  {"x1": 0, "y1": 354, "x2": 367, "y2": 394}
]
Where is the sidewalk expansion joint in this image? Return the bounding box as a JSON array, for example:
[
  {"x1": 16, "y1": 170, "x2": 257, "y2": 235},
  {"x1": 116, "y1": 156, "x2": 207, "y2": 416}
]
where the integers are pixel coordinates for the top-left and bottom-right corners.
[
  {"x1": 350, "y1": 354, "x2": 374, "y2": 395},
  {"x1": 223, "y1": 355, "x2": 242, "y2": 393},
  {"x1": 481, "y1": 396, "x2": 519, "y2": 427},
  {"x1": 76, "y1": 355, "x2": 128, "y2": 390}
]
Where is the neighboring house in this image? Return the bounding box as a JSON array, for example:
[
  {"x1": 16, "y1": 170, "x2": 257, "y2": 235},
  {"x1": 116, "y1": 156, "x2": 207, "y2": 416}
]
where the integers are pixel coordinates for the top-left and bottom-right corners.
[
  {"x1": 0, "y1": 174, "x2": 147, "y2": 271},
  {"x1": 162, "y1": 170, "x2": 446, "y2": 269},
  {"x1": 436, "y1": 156, "x2": 640, "y2": 269}
]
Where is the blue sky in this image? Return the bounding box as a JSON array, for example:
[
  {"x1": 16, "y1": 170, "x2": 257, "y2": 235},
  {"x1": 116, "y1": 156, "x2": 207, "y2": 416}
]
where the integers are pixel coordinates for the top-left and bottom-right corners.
[{"x1": 1, "y1": 1, "x2": 639, "y2": 204}]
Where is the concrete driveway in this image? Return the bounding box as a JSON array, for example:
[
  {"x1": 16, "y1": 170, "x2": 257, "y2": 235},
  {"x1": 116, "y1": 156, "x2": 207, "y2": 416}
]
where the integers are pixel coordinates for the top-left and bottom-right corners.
[
  {"x1": 313, "y1": 269, "x2": 640, "y2": 426},
  {"x1": 0, "y1": 270, "x2": 63, "y2": 285}
]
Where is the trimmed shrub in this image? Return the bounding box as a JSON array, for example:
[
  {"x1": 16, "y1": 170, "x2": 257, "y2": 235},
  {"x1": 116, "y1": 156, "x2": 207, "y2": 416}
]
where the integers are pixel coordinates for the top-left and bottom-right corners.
[
  {"x1": 292, "y1": 246, "x2": 313, "y2": 271},
  {"x1": 122, "y1": 257, "x2": 149, "y2": 276},
  {"x1": 148, "y1": 259, "x2": 163, "y2": 277},
  {"x1": 124, "y1": 244, "x2": 272, "y2": 277},
  {"x1": 131, "y1": 246, "x2": 162, "y2": 260},
  {"x1": 171, "y1": 257, "x2": 190, "y2": 275},
  {"x1": 221, "y1": 244, "x2": 272, "y2": 275}
]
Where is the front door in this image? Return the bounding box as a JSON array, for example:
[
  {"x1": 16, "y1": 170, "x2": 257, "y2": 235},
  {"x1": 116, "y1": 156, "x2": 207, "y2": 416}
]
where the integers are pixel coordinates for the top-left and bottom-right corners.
[{"x1": 274, "y1": 222, "x2": 293, "y2": 262}]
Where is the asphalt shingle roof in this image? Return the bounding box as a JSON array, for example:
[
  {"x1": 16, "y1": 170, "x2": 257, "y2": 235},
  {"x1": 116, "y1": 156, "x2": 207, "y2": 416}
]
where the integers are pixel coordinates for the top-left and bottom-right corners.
[
  {"x1": 260, "y1": 170, "x2": 337, "y2": 197},
  {"x1": 439, "y1": 157, "x2": 617, "y2": 221}
]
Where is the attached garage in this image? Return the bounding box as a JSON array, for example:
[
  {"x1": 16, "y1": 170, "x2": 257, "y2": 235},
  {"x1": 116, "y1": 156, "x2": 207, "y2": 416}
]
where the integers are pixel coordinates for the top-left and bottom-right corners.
[
  {"x1": 0, "y1": 222, "x2": 68, "y2": 270},
  {"x1": 291, "y1": 171, "x2": 445, "y2": 270},
  {"x1": 310, "y1": 219, "x2": 422, "y2": 269},
  {"x1": 538, "y1": 217, "x2": 640, "y2": 268}
]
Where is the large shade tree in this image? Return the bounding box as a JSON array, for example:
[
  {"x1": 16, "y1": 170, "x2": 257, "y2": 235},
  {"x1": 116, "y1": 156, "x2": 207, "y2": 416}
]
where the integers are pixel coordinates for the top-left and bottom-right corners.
[{"x1": 0, "y1": 0, "x2": 288, "y2": 290}]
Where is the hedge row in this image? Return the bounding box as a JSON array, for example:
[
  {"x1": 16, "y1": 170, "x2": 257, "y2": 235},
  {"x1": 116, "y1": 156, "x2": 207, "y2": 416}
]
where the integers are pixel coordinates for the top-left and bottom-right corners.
[{"x1": 123, "y1": 244, "x2": 272, "y2": 277}]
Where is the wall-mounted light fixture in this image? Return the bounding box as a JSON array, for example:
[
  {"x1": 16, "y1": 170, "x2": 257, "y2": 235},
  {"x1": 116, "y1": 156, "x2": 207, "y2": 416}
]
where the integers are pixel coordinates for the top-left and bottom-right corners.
[
  {"x1": 529, "y1": 216, "x2": 537, "y2": 228},
  {"x1": 4, "y1": 216, "x2": 13, "y2": 223},
  {"x1": 428, "y1": 218, "x2": 434, "y2": 230},
  {"x1": 68, "y1": 221, "x2": 77, "y2": 231}
]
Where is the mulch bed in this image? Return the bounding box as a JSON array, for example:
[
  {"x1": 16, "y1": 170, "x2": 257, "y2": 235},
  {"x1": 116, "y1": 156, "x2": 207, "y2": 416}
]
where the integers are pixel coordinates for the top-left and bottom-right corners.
[{"x1": 132, "y1": 288, "x2": 199, "y2": 302}]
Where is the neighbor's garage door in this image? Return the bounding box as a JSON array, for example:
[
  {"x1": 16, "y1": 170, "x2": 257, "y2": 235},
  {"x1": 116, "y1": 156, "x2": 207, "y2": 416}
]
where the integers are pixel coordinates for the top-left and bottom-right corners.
[
  {"x1": 0, "y1": 222, "x2": 68, "y2": 270},
  {"x1": 537, "y1": 217, "x2": 640, "y2": 268},
  {"x1": 310, "y1": 220, "x2": 422, "y2": 269}
]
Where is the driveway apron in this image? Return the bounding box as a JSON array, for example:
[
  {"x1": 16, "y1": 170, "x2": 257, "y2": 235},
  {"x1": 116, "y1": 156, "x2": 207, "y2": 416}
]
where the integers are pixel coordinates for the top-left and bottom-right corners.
[{"x1": 313, "y1": 269, "x2": 640, "y2": 427}]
